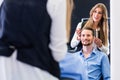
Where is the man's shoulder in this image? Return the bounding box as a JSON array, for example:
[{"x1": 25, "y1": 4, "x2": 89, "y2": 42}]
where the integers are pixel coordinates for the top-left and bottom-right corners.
[
  {"x1": 66, "y1": 51, "x2": 81, "y2": 57},
  {"x1": 60, "y1": 51, "x2": 81, "y2": 62},
  {"x1": 93, "y1": 48, "x2": 107, "y2": 56}
]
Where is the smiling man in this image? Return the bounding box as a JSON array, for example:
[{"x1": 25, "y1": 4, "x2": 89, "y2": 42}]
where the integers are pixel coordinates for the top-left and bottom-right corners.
[{"x1": 59, "y1": 27, "x2": 110, "y2": 80}]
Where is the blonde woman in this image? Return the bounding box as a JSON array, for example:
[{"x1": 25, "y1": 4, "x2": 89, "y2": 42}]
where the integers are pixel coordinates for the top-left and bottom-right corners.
[{"x1": 71, "y1": 3, "x2": 109, "y2": 55}]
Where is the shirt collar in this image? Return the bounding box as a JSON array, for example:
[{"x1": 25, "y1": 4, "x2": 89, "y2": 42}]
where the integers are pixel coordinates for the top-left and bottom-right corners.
[{"x1": 79, "y1": 48, "x2": 97, "y2": 56}]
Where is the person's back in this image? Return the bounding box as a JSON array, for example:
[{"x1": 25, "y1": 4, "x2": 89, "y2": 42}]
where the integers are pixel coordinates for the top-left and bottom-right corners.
[{"x1": 0, "y1": 0, "x2": 67, "y2": 80}]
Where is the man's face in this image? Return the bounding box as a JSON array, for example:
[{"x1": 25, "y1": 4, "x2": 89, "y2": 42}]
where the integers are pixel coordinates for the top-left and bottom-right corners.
[{"x1": 80, "y1": 29, "x2": 94, "y2": 46}]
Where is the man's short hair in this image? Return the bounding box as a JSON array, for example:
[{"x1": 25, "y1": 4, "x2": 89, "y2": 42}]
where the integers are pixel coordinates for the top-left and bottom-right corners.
[{"x1": 81, "y1": 27, "x2": 95, "y2": 36}]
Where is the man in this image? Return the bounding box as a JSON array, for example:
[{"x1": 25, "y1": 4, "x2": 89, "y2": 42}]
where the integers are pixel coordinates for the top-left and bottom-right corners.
[{"x1": 59, "y1": 27, "x2": 110, "y2": 80}]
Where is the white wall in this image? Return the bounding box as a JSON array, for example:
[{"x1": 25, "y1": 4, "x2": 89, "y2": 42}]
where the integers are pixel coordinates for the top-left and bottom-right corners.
[{"x1": 111, "y1": 0, "x2": 120, "y2": 80}]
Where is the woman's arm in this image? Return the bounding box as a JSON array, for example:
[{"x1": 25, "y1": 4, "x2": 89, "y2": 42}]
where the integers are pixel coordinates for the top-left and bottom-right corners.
[
  {"x1": 70, "y1": 22, "x2": 83, "y2": 48},
  {"x1": 98, "y1": 44, "x2": 109, "y2": 55},
  {"x1": 94, "y1": 38, "x2": 110, "y2": 55}
]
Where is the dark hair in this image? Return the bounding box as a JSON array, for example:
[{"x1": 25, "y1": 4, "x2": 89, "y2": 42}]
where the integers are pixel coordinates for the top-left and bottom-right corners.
[{"x1": 81, "y1": 27, "x2": 95, "y2": 36}]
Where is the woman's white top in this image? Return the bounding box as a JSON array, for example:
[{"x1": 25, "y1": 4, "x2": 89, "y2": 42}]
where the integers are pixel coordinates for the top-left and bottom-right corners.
[{"x1": 71, "y1": 21, "x2": 109, "y2": 55}]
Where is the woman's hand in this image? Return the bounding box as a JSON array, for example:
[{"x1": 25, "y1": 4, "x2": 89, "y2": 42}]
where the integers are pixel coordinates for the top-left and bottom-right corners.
[
  {"x1": 94, "y1": 37, "x2": 102, "y2": 47},
  {"x1": 76, "y1": 28, "x2": 81, "y2": 40}
]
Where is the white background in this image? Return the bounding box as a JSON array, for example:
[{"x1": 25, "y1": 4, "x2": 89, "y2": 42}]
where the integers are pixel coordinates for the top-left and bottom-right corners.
[{"x1": 111, "y1": 0, "x2": 120, "y2": 80}]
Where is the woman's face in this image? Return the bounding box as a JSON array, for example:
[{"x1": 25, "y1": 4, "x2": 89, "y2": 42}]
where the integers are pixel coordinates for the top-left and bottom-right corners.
[{"x1": 92, "y1": 7, "x2": 103, "y2": 23}]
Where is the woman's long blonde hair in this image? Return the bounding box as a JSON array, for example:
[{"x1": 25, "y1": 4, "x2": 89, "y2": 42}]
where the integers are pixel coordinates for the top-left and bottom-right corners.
[{"x1": 84, "y1": 3, "x2": 109, "y2": 46}]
